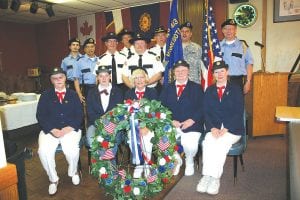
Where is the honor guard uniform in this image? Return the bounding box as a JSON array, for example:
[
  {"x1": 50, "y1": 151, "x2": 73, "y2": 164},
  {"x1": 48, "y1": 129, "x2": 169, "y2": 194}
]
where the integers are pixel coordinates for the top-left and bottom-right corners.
[
  {"x1": 180, "y1": 21, "x2": 205, "y2": 84},
  {"x1": 149, "y1": 26, "x2": 167, "y2": 63},
  {"x1": 95, "y1": 32, "x2": 127, "y2": 92},
  {"x1": 61, "y1": 38, "x2": 82, "y2": 90},
  {"x1": 118, "y1": 28, "x2": 136, "y2": 59},
  {"x1": 73, "y1": 38, "x2": 98, "y2": 101},
  {"x1": 122, "y1": 32, "x2": 164, "y2": 89},
  {"x1": 220, "y1": 19, "x2": 254, "y2": 93}
]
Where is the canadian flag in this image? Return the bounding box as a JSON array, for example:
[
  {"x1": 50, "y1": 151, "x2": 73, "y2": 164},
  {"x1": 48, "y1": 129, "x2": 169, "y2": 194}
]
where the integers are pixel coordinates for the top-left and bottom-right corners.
[{"x1": 77, "y1": 14, "x2": 96, "y2": 43}]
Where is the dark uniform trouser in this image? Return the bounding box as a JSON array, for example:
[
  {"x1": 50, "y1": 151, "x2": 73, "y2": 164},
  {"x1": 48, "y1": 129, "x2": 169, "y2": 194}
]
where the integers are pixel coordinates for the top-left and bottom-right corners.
[
  {"x1": 81, "y1": 84, "x2": 96, "y2": 99},
  {"x1": 229, "y1": 75, "x2": 247, "y2": 91}
]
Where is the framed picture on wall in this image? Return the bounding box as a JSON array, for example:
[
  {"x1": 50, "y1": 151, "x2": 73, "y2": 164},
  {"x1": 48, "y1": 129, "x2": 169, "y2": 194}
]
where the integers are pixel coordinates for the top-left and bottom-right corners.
[{"x1": 274, "y1": 0, "x2": 300, "y2": 22}]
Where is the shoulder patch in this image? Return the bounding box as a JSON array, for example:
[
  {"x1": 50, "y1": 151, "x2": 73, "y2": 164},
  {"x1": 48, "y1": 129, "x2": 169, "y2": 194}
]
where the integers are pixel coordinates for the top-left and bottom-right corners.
[
  {"x1": 148, "y1": 51, "x2": 157, "y2": 56},
  {"x1": 98, "y1": 53, "x2": 107, "y2": 59}
]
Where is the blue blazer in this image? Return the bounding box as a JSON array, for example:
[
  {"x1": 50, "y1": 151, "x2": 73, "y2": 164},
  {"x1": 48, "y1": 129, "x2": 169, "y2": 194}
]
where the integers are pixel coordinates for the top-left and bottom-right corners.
[
  {"x1": 204, "y1": 82, "x2": 244, "y2": 135},
  {"x1": 36, "y1": 88, "x2": 83, "y2": 133},
  {"x1": 160, "y1": 80, "x2": 204, "y2": 133},
  {"x1": 124, "y1": 87, "x2": 158, "y2": 101},
  {"x1": 86, "y1": 86, "x2": 123, "y2": 126}
]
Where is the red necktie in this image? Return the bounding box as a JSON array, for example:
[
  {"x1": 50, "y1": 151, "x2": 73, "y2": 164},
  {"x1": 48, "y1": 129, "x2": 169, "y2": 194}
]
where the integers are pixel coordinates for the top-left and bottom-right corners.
[
  {"x1": 99, "y1": 89, "x2": 108, "y2": 95},
  {"x1": 56, "y1": 91, "x2": 65, "y2": 103},
  {"x1": 217, "y1": 86, "x2": 225, "y2": 101},
  {"x1": 136, "y1": 91, "x2": 145, "y2": 100},
  {"x1": 176, "y1": 84, "x2": 186, "y2": 98}
]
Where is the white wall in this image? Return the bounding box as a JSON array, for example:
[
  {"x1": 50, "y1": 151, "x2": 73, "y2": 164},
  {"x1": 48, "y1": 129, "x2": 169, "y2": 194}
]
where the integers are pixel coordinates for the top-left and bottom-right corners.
[{"x1": 228, "y1": 0, "x2": 300, "y2": 72}]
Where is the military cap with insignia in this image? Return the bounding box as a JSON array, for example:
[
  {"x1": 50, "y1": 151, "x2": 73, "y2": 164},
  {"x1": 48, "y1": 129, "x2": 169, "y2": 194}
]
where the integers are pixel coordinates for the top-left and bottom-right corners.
[
  {"x1": 50, "y1": 67, "x2": 66, "y2": 76},
  {"x1": 154, "y1": 26, "x2": 167, "y2": 34},
  {"x1": 83, "y1": 38, "x2": 95, "y2": 47},
  {"x1": 180, "y1": 21, "x2": 193, "y2": 30},
  {"x1": 212, "y1": 60, "x2": 229, "y2": 71},
  {"x1": 118, "y1": 28, "x2": 134, "y2": 39},
  {"x1": 95, "y1": 65, "x2": 111, "y2": 74},
  {"x1": 101, "y1": 32, "x2": 119, "y2": 42},
  {"x1": 129, "y1": 32, "x2": 150, "y2": 44},
  {"x1": 221, "y1": 19, "x2": 237, "y2": 28},
  {"x1": 173, "y1": 59, "x2": 190, "y2": 69},
  {"x1": 68, "y1": 37, "x2": 80, "y2": 46}
]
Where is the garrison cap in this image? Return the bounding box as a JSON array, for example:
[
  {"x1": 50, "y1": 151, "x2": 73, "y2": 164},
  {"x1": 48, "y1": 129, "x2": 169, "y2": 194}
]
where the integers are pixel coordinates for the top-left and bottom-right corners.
[
  {"x1": 50, "y1": 67, "x2": 66, "y2": 76},
  {"x1": 180, "y1": 21, "x2": 193, "y2": 30},
  {"x1": 83, "y1": 38, "x2": 95, "y2": 47},
  {"x1": 68, "y1": 38, "x2": 80, "y2": 46},
  {"x1": 173, "y1": 59, "x2": 190, "y2": 69},
  {"x1": 212, "y1": 61, "x2": 229, "y2": 71},
  {"x1": 221, "y1": 19, "x2": 237, "y2": 28}
]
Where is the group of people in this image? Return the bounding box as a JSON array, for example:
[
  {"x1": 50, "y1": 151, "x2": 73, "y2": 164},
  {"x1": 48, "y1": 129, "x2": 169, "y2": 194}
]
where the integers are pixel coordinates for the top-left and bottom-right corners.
[{"x1": 36, "y1": 18, "x2": 253, "y2": 196}]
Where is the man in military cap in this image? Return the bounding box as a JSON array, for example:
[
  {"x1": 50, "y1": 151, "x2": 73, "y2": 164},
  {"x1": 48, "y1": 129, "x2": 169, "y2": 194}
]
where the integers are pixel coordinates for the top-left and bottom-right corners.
[
  {"x1": 61, "y1": 38, "x2": 82, "y2": 91},
  {"x1": 180, "y1": 21, "x2": 205, "y2": 84},
  {"x1": 118, "y1": 28, "x2": 136, "y2": 59},
  {"x1": 150, "y1": 26, "x2": 167, "y2": 63},
  {"x1": 95, "y1": 32, "x2": 127, "y2": 92},
  {"x1": 160, "y1": 59, "x2": 204, "y2": 177},
  {"x1": 197, "y1": 60, "x2": 244, "y2": 195},
  {"x1": 122, "y1": 32, "x2": 164, "y2": 90},
  {"x1": 37, "y1": 67, "x2": 83, "y2": 195},
  {"x1": 73, "y1": 38, "x2": 98, "y2": 102},
  {"x1": 86, "y1": 65, "x2": 123, "y2": 154},
  {"x1": 220, "y1": 19, "x2": 254, "y2": 94}
]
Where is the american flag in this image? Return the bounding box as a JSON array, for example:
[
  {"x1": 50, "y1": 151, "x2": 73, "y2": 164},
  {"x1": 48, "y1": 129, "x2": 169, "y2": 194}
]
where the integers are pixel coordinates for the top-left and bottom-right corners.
[
  {"x1": 118, "y1": 169, "x2": 126, "y2": 180},
  {"x1": 147, "y1": 171, "x2": 157, "y2": 183},
  {"x1": 201, "y1": 0, "x2": 223, "y2": 90},
  {"x1": 104, "y1": 121, "x2": 116, "y2": 134},
  {"x1": 157, "y1": 138, "x2": 170, "y2": 151},
  {"x1": 101, "y1": 149, "x2": 115, "y2": 160}
]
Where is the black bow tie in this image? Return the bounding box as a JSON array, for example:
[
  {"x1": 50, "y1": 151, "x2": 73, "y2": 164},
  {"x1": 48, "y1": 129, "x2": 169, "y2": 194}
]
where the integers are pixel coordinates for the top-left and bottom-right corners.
[{"x1": 99, "y1": 89, "x2": 108, "y2": 95}]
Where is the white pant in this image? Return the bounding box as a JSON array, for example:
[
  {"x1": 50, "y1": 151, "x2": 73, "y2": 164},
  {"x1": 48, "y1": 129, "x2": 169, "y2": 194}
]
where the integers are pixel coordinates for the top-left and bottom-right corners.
[
  {"x1": 176, "y1": 128, "x2": 201, "y2": 164},
  {"x1": 38, "y1": 130, "x2": 82, "y2": 183},
  {"x1": 202, "y1": 131, "x2": 241, "y2": 178}
]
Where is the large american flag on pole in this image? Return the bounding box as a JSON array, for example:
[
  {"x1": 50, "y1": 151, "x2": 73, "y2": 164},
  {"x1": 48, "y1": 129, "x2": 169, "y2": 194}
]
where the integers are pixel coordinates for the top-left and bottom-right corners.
[{"x1": 201, "y1": 0, "x2": 223, "y2": 90}]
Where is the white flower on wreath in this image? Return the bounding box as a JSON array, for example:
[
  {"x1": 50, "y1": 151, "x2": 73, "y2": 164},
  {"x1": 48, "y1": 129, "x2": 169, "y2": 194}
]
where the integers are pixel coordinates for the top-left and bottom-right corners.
[
  {"x1": 133, "y1": 187, "x2": 140, "y2": 195},
  {"x1": 132, "y1": 101, "x2": 140, "y2": 109},
  {"x1": 159, "y1": 157, "x2": 166, "y2": 166},
  {"x1": 144, "y1": 105, "x2": 150, "y2": 113},
  {"x1": 160, "y1": 113, "x2": 166, "y2": 119},
  {"x1": 99, "y1": 167, "x2": 106, "y2": 174},
  {"x1": 97, "y1": 135, "x2": 104, "y2": 142}
]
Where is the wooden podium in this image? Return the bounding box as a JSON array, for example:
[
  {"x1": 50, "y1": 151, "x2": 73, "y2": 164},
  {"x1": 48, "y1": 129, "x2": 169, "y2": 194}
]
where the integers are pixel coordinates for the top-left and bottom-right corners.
[
  {"x1": 247, "y1": 72, "x2": 288, "y2": 137},
  {"x1": 0, "y1": 164, "x2": 19, "y2": 200}
]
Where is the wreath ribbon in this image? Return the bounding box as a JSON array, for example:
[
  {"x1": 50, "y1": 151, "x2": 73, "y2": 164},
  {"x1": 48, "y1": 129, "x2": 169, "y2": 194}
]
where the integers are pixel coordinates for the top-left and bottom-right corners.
[{"x1": 130, "y1": 113, "x2": 144, "y2": 165}]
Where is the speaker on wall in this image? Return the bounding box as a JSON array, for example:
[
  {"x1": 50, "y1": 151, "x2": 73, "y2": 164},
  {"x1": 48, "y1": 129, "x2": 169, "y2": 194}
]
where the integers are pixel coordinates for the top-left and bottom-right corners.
[
  {"x1": 229, "y1": 0, "x2": 249, "y2": 4},
  {"x1": 0, "y1": 0, "x2": 8, "y2": 9}
]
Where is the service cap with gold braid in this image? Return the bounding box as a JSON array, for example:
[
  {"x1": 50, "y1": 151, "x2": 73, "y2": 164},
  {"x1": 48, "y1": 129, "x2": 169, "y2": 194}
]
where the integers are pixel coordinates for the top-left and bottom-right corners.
[
  {"x1": 129, "y1": 32, "x2": 150, "y2": 44},
  {"x1": 154, "y1": 26, "x2": 167, "y2": 34},
  {"x1": 173, "y1": 59, "x2": 190, "y2": 69},
  {"x1": 101, "y1": 32, "x2": 119, "y2": 42},
  {"x1": 212, "y1": 60, "x2": 229, "y2": 71},
  {"x1": 95, "y1": 65, "x2": 111, "y2": 75},
  {"x1": 83, "y1": 38, "x2": 95, "y2": 47},
  {"x1": 221, "y1": 19, "x2": 237, "y2": 28},
  {"x1": 68, "y1": 37, "x2": 80, "y2": 46}
]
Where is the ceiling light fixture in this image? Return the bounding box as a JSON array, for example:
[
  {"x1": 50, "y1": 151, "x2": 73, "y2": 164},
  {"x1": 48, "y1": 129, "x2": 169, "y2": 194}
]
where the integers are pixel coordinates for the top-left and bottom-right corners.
[
  {"x1": 10, "y1": 0, "x2": 21, "y2": 12},
  {"x1": 0, "y1": 0, "x2": 8, "y2": 9},
  {"x1": 30, "y1": 1, "x2": 38, "y2": 14},
  {"x1": 45, "y1": 4, "x2": 55, "y2": 17}
]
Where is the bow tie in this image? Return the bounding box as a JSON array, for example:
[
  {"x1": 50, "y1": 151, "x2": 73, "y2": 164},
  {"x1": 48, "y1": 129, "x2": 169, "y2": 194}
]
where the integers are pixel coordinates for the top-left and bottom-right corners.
[
  {"x1": 176, "y1": 84, "x2": 186, "y2": 98},
  {"x1": 136, "y1": 91, "x2": 145, "y2": 100},
  {"x1": 99, "y1": 89, "x2": 109, "y2": 95},
  {"x1": 55, "y1": 91, "x2": 65, "y2": 103}
]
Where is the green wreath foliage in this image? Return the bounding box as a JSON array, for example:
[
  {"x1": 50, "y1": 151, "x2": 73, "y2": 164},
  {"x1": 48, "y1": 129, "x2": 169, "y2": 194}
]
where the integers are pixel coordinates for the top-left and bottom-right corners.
[{"x1": 90, "y1": 99, "x2": 181, "y2": 199}]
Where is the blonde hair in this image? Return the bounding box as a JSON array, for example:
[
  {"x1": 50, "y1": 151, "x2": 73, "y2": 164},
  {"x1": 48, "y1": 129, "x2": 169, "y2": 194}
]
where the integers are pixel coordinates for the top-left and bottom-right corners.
[{"x1": 130, "y1": 69, "x2": 149, "y2": 86}]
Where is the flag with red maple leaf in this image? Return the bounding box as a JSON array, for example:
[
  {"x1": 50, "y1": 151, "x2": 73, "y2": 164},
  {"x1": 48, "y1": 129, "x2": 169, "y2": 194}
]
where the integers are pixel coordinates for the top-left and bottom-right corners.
[{"x1": 77, "y1": 14, "x2": 96, "y2": 44}]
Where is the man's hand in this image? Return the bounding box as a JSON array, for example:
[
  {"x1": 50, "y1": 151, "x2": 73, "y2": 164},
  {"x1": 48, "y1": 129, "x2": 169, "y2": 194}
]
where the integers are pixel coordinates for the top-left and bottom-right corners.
[
  {"x1": 181, "y1": 119, "x2": 195, "y2": 130},
  {"x1": 61, "y1": 126, "x2": 74, "y2": 135},
  {"x1": 219, "y1": 128, "x2": 228, "y2": 137},
  {"x1": 172, "y1": 120, "x2": 182, "y2": 128},
  {"x1": 243, "y1": 81, "x2": 251, "y2": 94},
  {"x1": 139, "y1": 127, "x2": 150, "y2": 136},
  {"x1": 50, "y1": 129, "x2": 64, "y2": 138},
  {"x1": 211, "y1": 128, "x2": 220, "y2": 138},
  {"x1": 78, "y1": 93, "x2": 85, "y2": 103}
]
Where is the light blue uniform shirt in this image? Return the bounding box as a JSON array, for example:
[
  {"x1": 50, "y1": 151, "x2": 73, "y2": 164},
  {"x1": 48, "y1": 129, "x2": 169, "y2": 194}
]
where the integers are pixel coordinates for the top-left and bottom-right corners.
[
  {"x1": 73, "y1": 54, "x2": 98, "y2": 84},
  {"x1": 61, "y1": 53, "x2": 82, "y2": 81},
  {"x1": 220, "y1": 38, "x2": 254, "y2": 76}
]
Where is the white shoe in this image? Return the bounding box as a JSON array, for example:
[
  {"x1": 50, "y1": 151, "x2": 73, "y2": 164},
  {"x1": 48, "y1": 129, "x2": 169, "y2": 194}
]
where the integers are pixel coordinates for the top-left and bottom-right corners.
[
  {"x1": 133, "y1": 166, "x2": 143, "y2": 178},
  {"x1": 173, "y1": 154, "x2": 182, "y2": 176},
  {"x1": 48, "y1": 181, "x2": 58, "y2": 195},
  {"x1": 196, "y1": 175, "x2": 211, "y2": 193},
  {"x1": 206, "y1": 177, "x2": 220, "y2": 195},
  {"x1": 184, "y1": 164, "x2": 194, "y2": 176},
  {"x1": 72, "y1": 174, "x2": 80, "y2": 185}
]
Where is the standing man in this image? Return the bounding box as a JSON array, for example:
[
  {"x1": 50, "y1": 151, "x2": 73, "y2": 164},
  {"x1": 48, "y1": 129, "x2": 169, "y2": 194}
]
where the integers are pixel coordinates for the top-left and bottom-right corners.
[
  {"x1": 73, "y1": 38, "x2": 98, "y2": 103},
  {"x1": 220, "y1": 19, "x2": 254, "y2": 94},
  {"x1": 118, "y1": 28, "x2": 136, "y2": 59},
  {"x1": 96, "y1": 32, "x2": 127, "y2": 92},
  {"x1": 37, "y1": 67, "x2": 83, "y2": 195},
  {"x1": 180, "y1": 21, "x2": 204, "y2": 84},
  {"x1": 61, "y1": 38, "x2": 82, "y2": 90},
  {"x1": 122, "y1": 32, "x2": 164, "y2": 90},
  {"x1": 197, "y1": 61, "x2": 244, "y2": 195},
  {"x1": 160, "y1": 60, "x2": 204, "y2": 176},
  {"x1": 150, "y1": 26, "x2": 167, "y2": 63}
]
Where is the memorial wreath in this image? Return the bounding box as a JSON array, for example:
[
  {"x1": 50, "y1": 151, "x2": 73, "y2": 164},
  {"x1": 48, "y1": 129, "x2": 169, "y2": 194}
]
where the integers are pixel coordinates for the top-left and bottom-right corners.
[{"x1": 90, "y1": 99, "x2": 183, "y2": 199}]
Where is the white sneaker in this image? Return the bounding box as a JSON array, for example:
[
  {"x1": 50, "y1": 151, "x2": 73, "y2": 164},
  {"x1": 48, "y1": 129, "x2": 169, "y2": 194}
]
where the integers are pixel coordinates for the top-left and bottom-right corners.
[
  {"x1": 133, "y1": 166, "x2": 143, "y2": 178},
  {"x1": 206, "y1": 177, "x2": 220, "y2": 195},
  {"x1": 173, "y1": 154, "x2": 182, "y2": 176},
  {"x1": 184, "y1": 164, "x2": 194, "y2": 176},
  {"x1": 196, "y1": 175, "x2": 211, "y2": 193},
  {"x1": 48, "y1": 181, "x2": 58, "y2": 195},
  {"x1": 72, "y1": 174, "x2": 80, "y2": 185}
]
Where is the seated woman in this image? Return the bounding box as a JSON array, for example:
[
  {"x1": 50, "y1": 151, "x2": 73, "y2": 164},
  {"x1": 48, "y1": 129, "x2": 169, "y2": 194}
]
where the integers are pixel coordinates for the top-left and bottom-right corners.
[
  {"x1": 125, "y1": 67, "x2": 158, "y2": 178},
  {"x1": 197, "y1": 61, "x2": 244, "y2": 195}
]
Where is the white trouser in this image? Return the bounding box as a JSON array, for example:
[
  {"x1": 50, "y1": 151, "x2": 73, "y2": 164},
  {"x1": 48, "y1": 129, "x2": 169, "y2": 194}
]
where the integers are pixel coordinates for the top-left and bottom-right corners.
[
  {"x1": 202, "y1": 131, "x2": 241, "y2": 178},
  {"x1": 176, "y1": 128, "x2": 201, "y2": 165},
  {"x1": 38, "y1": 130, "x2": 82, "y2": 183}
]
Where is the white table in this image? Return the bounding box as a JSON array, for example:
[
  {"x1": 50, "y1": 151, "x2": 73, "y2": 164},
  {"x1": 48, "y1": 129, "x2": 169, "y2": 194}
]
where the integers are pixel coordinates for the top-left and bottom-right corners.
[{"x1": 0, "y1": 100, "x2": 39, "y2": 131}]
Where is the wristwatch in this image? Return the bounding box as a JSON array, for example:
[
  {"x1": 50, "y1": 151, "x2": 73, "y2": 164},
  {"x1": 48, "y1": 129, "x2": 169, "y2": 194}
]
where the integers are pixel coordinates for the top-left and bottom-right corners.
[{"x1": 233, "y1": 4, "x2": 257, "y2": 28}]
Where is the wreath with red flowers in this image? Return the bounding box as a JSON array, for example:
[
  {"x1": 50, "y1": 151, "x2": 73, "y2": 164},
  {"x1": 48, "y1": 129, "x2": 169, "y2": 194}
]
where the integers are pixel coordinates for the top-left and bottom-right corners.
[{"x1": 90, "y1": 99, "x2": 183, "y2": 199}]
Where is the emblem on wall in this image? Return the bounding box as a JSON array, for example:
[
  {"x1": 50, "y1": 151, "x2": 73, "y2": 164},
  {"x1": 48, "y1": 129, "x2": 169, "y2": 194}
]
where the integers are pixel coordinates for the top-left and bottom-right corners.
[{"x1": 139, "y1": 13, "x2": 151, "y2": 32}]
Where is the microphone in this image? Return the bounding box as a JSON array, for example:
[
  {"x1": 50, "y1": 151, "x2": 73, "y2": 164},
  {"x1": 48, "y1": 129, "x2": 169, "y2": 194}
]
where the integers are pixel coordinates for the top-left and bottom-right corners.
[{"x1": 254, "y1": 41, "x2": 264, "y2": 48}]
